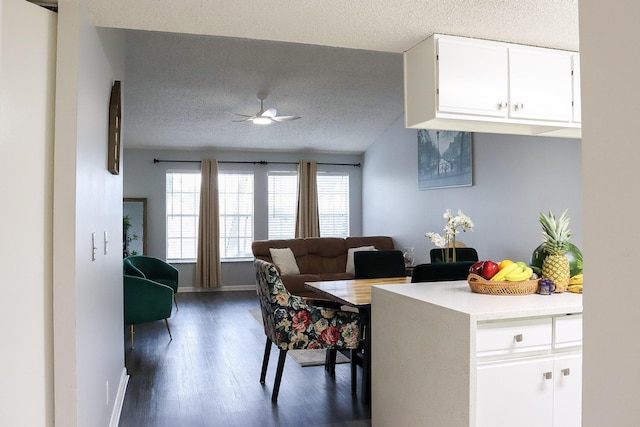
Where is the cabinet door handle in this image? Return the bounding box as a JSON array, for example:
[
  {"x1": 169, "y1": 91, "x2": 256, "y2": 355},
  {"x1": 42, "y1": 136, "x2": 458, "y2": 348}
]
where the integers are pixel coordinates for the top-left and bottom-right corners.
[
  {"x1": 543, "y1": 372, "x2": 553, "y2": 380},
  {"x1": 498, "y1": 101, "x2": 508, "y2": 110},
  {"x1": 514, "y1": 102, "x2": 524, "y2": 110},
  {"x1": 514, "y1": 334, "x2": 523, "y2": 342},
  {"x1": 561, "y1": 368, "x2": 571, "y2": 376}
]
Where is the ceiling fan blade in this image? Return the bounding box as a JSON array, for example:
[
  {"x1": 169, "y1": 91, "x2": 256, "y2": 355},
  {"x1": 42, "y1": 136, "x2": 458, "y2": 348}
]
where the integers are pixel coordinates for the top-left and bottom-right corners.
[
  {"x1": 272, "y1": 115, "x2": 302, "y2": 122},
  {"x1": 231, "y1": 113, "x2": 254, "y2": 118},
  {"x1": 262, "y1": 108, "x2": 277, "y2": 118},
  {"x1": 231, "y1": 118, "x2": 253, "y2": 122}
]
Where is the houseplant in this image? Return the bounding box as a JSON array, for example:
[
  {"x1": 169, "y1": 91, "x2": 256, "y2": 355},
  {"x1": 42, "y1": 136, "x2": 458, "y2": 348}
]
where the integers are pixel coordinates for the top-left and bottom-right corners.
[
  {"x1": 123, "y1": 215, "x2": 139, "y2": 257},
  {"x1": 425, "y1": 209, "x2": 474, "y2": 262}
]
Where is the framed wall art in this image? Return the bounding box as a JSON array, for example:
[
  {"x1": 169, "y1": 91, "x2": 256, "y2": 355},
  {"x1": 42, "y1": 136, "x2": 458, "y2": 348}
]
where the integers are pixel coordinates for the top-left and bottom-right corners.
[
  {"x1": 418, "y1": 129, "x2": 473, "y2": 190},
  {"x1": 108, "y1": 80, "x2": 121, "y2": 175}
]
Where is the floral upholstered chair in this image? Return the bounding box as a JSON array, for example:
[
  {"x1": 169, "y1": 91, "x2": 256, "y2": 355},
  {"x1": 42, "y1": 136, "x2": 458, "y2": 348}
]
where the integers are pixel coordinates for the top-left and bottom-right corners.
[{"x1": 254, "y1": 259, "x2": 361, "y2": 402}]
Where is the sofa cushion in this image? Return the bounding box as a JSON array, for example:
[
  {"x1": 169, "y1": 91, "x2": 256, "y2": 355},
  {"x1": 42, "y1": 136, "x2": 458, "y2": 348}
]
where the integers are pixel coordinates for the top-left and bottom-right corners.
[
  {"x1": 269, "y1": 248, "x2": 301, "y2": 275},
  {"x1": 345, "y1": 236, "x2": 395, "y2": 251},
  {"x1": 252, "y1": 239, "x2": 309, "y2": 272},
  {"x1": 345, "y1": 246, "x2": 376, "y2": 274},
  {"x1": 304, "y1": 237, "x2": 348, "y2": 274}
]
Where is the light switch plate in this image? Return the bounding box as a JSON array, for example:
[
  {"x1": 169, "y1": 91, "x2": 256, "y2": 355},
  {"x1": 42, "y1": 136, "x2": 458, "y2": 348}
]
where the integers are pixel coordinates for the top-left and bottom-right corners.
[{"x1": 92, "y1": 232, "x2": 97, "y2": 261}]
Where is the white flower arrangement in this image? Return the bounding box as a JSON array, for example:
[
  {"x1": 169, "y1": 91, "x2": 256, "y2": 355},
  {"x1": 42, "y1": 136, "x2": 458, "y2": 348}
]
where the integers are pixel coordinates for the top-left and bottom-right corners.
[{"x1": 425, "y1": 209, "x2": 474, "y2": 262}]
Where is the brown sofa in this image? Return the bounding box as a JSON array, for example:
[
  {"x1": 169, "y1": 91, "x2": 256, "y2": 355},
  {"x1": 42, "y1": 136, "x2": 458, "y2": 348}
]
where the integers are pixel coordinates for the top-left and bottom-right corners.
[{"x1": 251, "y1": 236, "x2": 395, "y2": 298}]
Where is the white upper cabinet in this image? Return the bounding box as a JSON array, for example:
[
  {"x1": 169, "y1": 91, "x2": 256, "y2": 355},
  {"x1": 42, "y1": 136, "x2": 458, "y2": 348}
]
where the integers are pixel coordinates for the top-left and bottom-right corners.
[
  {"x1": 572, "y1": 54, "x2": 582, "y2": 123},
  {"x1": 437, "y1": 37, "x2": 508, "y2": 118},
  {"x1": 404, "y1": 34, "x2": 581, "y2": 138},
  {"x1": 508, "y1": 46, "x2": 573, "y2": 122}
]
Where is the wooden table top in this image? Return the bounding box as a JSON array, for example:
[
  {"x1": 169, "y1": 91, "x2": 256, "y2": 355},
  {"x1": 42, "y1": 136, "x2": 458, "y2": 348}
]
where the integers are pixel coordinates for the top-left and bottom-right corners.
[{"x1": 305, "y1": 277, "x2": 411, "y2": 307}]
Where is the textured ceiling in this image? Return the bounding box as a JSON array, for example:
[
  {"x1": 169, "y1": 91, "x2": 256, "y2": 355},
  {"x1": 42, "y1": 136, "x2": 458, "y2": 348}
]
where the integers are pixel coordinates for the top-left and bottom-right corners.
[{"x1": 88, "y1": 0, "x2": 580, "y2": 153}]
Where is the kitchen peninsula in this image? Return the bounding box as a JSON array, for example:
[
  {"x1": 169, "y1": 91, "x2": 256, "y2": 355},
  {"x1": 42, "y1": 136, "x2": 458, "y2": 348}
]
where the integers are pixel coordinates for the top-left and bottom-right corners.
[{"x1": 371, "y1": 281, "x2": 583, "y2": 427}]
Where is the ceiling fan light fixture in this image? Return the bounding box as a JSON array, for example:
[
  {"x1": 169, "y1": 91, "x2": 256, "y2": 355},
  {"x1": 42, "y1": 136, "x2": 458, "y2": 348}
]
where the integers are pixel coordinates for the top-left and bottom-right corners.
[
  {"x1": 232, "y1": 93, "x2": 301, "y2": 125},
  {"x1": 252, "y1": 116, "x2": 272, "y2": 125}
]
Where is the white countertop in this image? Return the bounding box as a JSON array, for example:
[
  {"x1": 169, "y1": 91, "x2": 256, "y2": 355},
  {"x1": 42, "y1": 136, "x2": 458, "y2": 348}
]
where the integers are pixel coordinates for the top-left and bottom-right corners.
[{"x1": 373, "y1": 280, "x2": 583, "y2": 321}]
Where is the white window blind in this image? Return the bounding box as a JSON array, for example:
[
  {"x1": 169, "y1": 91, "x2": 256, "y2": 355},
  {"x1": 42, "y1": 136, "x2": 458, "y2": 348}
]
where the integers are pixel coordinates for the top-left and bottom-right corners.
[
  {"x1": 318, "y1": 173, "x2": 350, "y2": 237},
  {"x1": 166, "y1": 172, "x2": 201, "y2": 260},
  {"x1": 219, "y1": 172, "x2": 254, "y2": 258},
  {"x1": 268, "y1": 171, "x2": 298, "y2": 239}
]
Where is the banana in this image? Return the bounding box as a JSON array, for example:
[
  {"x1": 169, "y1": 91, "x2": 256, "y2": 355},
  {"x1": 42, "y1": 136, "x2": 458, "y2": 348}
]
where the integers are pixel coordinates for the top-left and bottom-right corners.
[
  {"x1": 569, "y1": 274, "x2": 583, "y2": 285},
  {"x1": 505, "y1": 267, "x2": 534, "y2": 282},
  {"x1": 568, "y1": 284, "x2": 583, "y2": 293},
  {"x1": 490, "y1": 262, "x2": 521, "y2": 281}
]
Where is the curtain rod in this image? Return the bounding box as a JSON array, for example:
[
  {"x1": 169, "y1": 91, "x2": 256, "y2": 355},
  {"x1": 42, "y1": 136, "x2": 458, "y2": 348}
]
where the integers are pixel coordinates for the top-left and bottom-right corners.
[{"x1": 153, "y1": 159, "x2": 361, "y2": 167}]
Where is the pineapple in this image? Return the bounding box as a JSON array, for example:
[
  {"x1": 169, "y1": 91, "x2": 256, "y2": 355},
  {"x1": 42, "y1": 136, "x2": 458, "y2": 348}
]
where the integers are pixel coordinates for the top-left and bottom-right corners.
[{"x1": 539, "y1": 210, "x2": 572, "y2": 292}]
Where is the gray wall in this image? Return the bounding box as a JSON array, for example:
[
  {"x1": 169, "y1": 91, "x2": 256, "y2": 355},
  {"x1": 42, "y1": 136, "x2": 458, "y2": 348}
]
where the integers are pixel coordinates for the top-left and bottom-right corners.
[
  {"x1": 363, "y1": 114, "x2": 583, "y2": 265},
  {"x1": 123, "y1": 148, "x2": 363, "y2": 287},
  {"x1": 52, "y1": 1, "x2": 127, "y2": 425},
  {"x1": 580, "y1": 1, "x2": 640, "y2": 425}
]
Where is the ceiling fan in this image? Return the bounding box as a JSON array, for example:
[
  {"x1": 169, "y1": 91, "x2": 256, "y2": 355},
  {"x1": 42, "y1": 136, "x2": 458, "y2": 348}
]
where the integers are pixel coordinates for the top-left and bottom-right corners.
[{"x1": 232, "y1": 93, "x2": 302, "y2": 125}]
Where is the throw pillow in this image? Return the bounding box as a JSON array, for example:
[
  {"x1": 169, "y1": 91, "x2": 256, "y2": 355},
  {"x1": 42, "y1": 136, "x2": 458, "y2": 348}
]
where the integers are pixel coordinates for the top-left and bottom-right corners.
[
  {"x1": 269, "y1": 248, "x2": 301, "y2": 275},
  {"x1": 346, "y1": 246, "x2": 377, "y2": 274}
]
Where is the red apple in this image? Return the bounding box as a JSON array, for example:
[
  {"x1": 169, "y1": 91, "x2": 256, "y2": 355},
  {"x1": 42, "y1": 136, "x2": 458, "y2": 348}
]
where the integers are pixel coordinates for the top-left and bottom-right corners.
[
  {"x1": 481, "y1": 261, "x2": 499, "y2": 280},
  {"x1": 469, "y1": 261, "x2": 484, "y2": 276}
]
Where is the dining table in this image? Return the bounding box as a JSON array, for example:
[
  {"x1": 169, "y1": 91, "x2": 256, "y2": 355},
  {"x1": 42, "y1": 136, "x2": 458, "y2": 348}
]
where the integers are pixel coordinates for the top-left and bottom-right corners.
[{"x1": 304, "y1": 276, "x2": 411, "y2": 404}]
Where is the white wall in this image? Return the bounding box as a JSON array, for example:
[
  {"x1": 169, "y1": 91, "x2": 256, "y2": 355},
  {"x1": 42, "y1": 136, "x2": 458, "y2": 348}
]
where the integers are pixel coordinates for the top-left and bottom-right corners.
[
  {"x1": 123, "y1": 148, "x2": 363, "y2": 287},
  {"x1": 53, "y1": 1, "x2": 126, "y2": 426},
  {"x1": 580, "y1": 1, "x2": 640, "y2": 425},
  {"x1": 363, "y1": 115, "x2": 583, "y2": 265},
  {"x1": 0, "y1": 1, "x2": 56, "y2": 425}
]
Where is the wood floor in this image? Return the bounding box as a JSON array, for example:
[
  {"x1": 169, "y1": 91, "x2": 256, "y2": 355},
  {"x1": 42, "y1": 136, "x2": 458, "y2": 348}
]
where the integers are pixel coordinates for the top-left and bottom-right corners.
[{"x1": 119, "y1": 290, "x2": 372, "y2": 427}]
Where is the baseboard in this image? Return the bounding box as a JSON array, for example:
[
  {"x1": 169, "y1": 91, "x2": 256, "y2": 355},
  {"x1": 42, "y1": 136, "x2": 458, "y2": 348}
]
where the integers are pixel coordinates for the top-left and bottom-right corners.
[
  {"x1": 109, "y1": 367, "x2": 129, "y2": 427},
  {"x1": 178, "y1": 284, "x2": 256, "y2": 292}
]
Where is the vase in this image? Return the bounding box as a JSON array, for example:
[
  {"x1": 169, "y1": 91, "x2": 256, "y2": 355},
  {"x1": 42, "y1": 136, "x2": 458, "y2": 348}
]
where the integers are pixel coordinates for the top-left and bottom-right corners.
[{"x1": 403, "y1": 247, "x2": 415, "y2": 267}]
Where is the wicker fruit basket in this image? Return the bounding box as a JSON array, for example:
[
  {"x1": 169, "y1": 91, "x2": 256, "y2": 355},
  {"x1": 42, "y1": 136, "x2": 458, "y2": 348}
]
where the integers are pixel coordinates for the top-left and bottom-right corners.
[{"x1": 467, "y1": 273, "x2": 539, "y2": 296}]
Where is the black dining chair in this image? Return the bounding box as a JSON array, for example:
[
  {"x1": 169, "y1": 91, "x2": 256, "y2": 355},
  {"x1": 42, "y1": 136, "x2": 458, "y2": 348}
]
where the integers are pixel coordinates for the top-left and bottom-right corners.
[
  {"x1": 430, "y1": 248, "x2": 479, "y2": 263},
  {"x1": 354, "y1": 250, "x2": 407, "y2": 279},
  {"x1": 411, "y1": 261, "x2": 476, "y2": 283}
]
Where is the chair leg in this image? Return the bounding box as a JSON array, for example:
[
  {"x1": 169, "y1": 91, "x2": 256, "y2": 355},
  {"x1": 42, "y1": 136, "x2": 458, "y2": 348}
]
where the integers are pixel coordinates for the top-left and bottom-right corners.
[
  {"x1": 272, "y1": 349, "x2": 287, "y2": 403},
  {"x1": 260, "y1": 337, "x2": 272, "y2": 384},
  {"x1": 164, "y1": 319, "x2": 173, "y2": 341},
  {"x1": 325, "y1": 348, "x2": 337, "y2": 375},
  {"x1": 130, "y1": 324, "x2": 135, "y2": 349},
  {"x1": 174, "y1": 294, "x2": 179, "y2": 311},
  {"x1": 350, "y1": 349, "x2": 358, "y2": 396}
]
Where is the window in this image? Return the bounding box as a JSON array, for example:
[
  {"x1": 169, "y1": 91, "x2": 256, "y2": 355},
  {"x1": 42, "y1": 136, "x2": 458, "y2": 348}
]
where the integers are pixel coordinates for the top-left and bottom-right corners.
[
  {"x1": 266, "y1": 171, "x2": 350, "y2": 239},
  {"x1": 166, "y1": 172, "x2": 201, "y2": 260},
  {"x1": 219, "y1": 172, "x2": 254, "y2": 258},
  {"x1": 268, "y1": 172, "x2": 298, "y2": 239},
  {"x1": 318, "y1": 173, "x2": 350, "y2": 237}
]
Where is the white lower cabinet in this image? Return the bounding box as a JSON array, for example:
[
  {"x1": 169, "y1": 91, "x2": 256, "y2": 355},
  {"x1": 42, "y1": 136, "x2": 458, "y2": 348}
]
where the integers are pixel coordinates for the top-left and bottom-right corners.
[
  {"x1": 476, "y1": 316, "x2": 582, "y2": 427},
  {"x1": 477, "y1": 356, "x2": 554, "y2": 427},
  {"x1": 553, "y1": 353, "x2": 582, "y2": 427},
  {"x1": 477, "y1": 352, "x2": 581, "y2": 427}
]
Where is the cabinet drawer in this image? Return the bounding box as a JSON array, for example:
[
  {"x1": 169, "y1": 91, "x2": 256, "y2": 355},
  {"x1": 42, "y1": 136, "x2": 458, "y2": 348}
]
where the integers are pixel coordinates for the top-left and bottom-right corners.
[
  {"x1": 554, "y1": 314, "x2": 583, "y2": 348},
  {"x1": 477, "y1": 318, "x2": 552, "y2": 356}
]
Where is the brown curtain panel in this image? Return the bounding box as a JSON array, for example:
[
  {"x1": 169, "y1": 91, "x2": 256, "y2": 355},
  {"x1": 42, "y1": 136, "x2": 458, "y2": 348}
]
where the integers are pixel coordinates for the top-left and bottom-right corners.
[
  {"x1": 295, "y1": 160, "x2": 320, "y2": 238},
  {"x1": 196, "y1": 159, "x2": 222, "y2": 287}
]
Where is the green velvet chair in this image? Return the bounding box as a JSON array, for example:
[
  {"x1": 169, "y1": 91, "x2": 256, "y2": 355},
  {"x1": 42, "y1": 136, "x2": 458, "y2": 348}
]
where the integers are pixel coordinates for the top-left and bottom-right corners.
[
  {"x1": 124, "y1": 275, "x2": 174, "y2": 349},
  {"x1": 124, "y1": 256, "x2": 179, "y2": 309}
]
